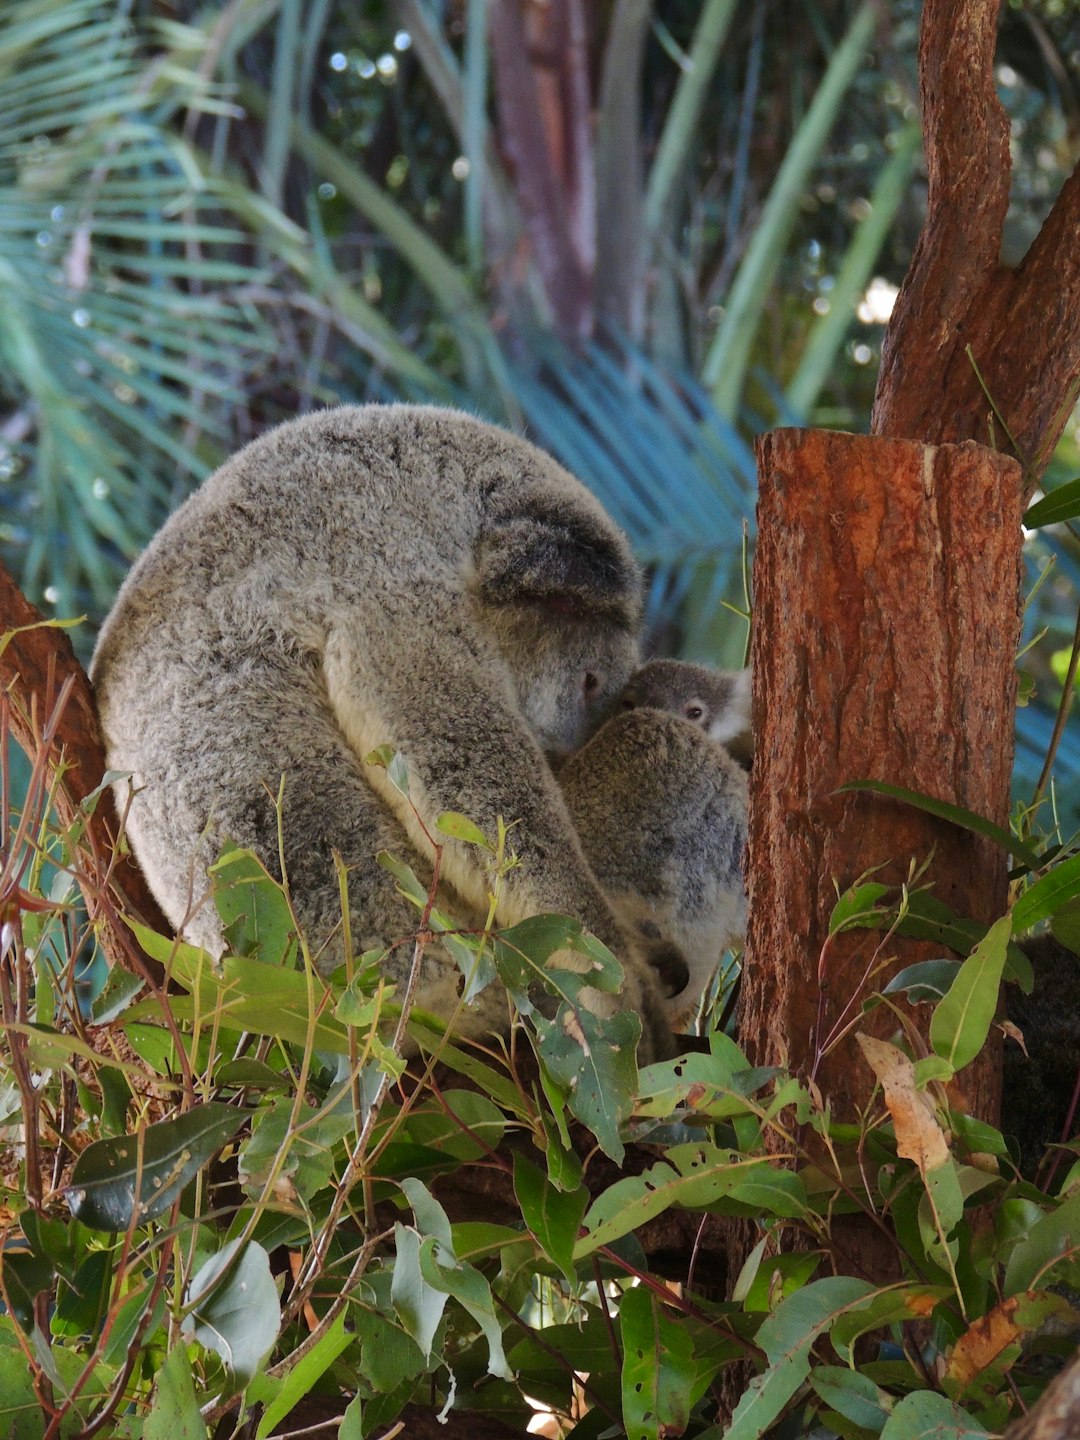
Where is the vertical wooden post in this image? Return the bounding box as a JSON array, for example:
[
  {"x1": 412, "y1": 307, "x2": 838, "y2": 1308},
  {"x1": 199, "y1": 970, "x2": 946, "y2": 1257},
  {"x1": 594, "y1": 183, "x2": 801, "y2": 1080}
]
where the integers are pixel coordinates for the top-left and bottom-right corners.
[{"x1": 742, "y1": 428, "x2": 1023, "y2": 1125}]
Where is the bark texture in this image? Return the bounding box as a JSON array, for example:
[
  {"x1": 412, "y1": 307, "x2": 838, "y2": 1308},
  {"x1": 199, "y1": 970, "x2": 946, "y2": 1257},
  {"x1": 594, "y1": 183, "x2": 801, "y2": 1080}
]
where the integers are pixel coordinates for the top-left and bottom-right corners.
[
  {"x1": 872, "y1": 0, "x2": 1080, "y2": 479},
  {"x1": 0, "y1": 561, "x2": 170, "y2": 983},
  {"x1": 743, "y1": 428, "x2": 1023, "y2": 1123}
]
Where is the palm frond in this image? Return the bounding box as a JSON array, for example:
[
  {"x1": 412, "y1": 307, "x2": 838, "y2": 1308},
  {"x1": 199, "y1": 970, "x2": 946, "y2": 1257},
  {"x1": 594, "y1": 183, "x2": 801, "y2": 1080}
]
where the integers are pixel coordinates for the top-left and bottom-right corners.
[{"x1": 0, "y1": 0, "x2": 275, "y2": 622}]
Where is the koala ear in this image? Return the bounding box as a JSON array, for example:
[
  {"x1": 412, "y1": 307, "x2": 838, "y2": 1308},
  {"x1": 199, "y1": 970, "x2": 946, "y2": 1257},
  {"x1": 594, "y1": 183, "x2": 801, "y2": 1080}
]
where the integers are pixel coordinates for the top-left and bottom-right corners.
[{"x1": 473, "y1": 500, "x2": 641, "y2": 624}]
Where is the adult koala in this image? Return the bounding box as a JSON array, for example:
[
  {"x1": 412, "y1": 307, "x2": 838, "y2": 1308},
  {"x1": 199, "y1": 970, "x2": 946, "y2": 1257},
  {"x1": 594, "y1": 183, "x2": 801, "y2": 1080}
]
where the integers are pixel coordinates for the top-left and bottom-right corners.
[{"x1": 91, "y1": 405, "x2": 672, "y2": 1056}]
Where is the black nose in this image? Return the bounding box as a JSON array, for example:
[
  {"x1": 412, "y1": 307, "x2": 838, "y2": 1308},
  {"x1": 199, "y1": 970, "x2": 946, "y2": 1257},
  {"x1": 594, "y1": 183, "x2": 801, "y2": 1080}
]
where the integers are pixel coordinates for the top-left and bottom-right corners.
[{"x1": 647, "y1": 941, "x2": 691, "y2": 999}]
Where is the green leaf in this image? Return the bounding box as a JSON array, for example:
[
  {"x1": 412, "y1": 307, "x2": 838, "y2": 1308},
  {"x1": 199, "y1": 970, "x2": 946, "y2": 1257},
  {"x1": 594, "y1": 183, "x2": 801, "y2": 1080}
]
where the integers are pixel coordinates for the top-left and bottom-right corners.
[
  {"x1": 209, "y1": 845, "x2": 296, "y2": 963},
  {"x1": 183, "y1": 1240, "x2": 279, "y2": 1385},
  {"x1": 831, "y1": 1286, "x2": 949, "y2": 1362},
  {"x1": 811, "y1": 1365, "x2": 893, "y2": 1432},
  {"x1": 829, "y1": 882, "x2": 892, "y2": 935},
  {"x1": 252, "y1": 1313, "x2": 357, "y2": 1439},
  {"x1": 724, "y1": 1277, "x2": 876, "y2": 1440},
  {"x1": 129, "y1": 923, "x2": 351, "y2": 1054},
  {"x1": 1023, "y1": 476, "x2": 1080, "y2": 528},
  {"x1": 512, "y1": 1154, "x2": 588, "y2": 1284},
  {"x1": 837, "y1": 781, "x2": 1042, "y2": 870},
  {"x1": 0, "y1": 1316, "x2": 57, "y2": 1438},
  {"x1": 366, "y1": 745, "x2": 410, "y2": 797},
  {"x1": 1, "y1": 1249, "x2": 55, "y2": 1330},
  {"x1": 144, "y1": 1344, "x2": 208, "y2": 1440},
  {"x1": 406, "y1": 1091, "x2": 507, "y2": 1163},
  {"x1": 419, "y1": 1236, "x2": 514, "y2": 1381},
  {"x1": 436, "y1": 812, "x2": 492, "y2": 848},
  {"x1": 493, "y1": 914, "x2": 639, "y2": 1159},
  {"x1": 398, "y1": 1178, "x2": 512, "y2": 1380},
  {"x1": 929, "y1": 917, "x2": 1011, "y2": 1071},
  {"x1": 884, "y1": 960, "x2": 962, "y2": 1003},
  {"x1": 576, "y1": 1146, "x2": 807, "y2": 1257},
  {"x1": 353, "y1": 1300, "x2": 428, "y2": 1394},
  {"x1": 1050, "y1": 899, "x2": 1080, "y2": 954},
  {"x1": 1003, "y1": 1192, "x2": 1080, "y2": 1296},
  {"x1": 619, "y1": 1286, "x2": 694, "y2": 1440},
  {"x1": 391, "y1": 1224, "x2": 448, "y2": 1359},
  {"x1": 1013, "y1": 852, "x2": 1080, "y2": 931},
  {"x1": 66, "y1": 1101, "x2": 247, "y2": 1231},
  {"x1": 878, "y1": 1389, "x2": 992, "y2": 1439},
  {"x1": 918, "y1": 1158, "x2": 966, "y2": 1271}
]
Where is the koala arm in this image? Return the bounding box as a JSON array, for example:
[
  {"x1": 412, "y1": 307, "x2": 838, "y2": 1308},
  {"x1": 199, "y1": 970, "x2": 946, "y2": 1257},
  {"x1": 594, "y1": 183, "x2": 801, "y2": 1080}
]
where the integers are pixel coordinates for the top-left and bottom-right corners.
[{"x1": 322, "y1": 615, "x2": 621, "y2": 946}]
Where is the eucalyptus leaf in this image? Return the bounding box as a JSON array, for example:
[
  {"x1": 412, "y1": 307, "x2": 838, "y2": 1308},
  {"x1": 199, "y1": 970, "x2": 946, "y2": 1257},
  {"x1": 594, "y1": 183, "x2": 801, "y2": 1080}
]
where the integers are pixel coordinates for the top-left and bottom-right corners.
[
  {"x1": 513, "y1": 1153, "x2": 588, "y2": 1284},
  {"x1": 183, "y1": 1239, "x2": 279, "y2": 1385},
  {"x1": 1003, "y1": 1191, "x2": 1080, "y2": 1296},
  {"x1": 878, "y1": 1389, "x2": 991, "y2": 1439},
  {"x1": 144, "y1": 1343, "x2": 207, "y2": 1440},
  {"x1": 66, "y1": 1102, "x2": 247, "y2": 1231},
  {"x1": 619, "y1": 1286, "x2": 694, "y2": 1440},
  {"x1": 930, "y1": 917, "x2": 1011, "y2": 1071},
  {"x1": 724, "y1": 1277, "x2": 876, "y2": 1440},
  {"x1": 209, "y1": 844, "x2": 297, "y2": 963}
]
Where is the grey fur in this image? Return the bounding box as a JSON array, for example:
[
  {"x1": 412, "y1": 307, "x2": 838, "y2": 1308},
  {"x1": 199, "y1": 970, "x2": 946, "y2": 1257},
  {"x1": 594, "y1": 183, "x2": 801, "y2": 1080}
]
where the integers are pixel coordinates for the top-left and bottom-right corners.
[
  {"x1": 91, "y1": 403, "x2": 672, "y2": 1057},
  {"x1": 621, "y1": 659, "x2": 752, "y2": 766},
  {"x1": 560, "y1": 707, "x2": 748, "y2": 1027}
]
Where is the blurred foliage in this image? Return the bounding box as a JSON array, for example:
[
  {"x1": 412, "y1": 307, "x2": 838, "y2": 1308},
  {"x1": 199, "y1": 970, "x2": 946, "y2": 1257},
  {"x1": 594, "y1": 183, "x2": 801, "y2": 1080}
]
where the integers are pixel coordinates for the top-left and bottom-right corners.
[{"x1": 0, "y1": 0, "x2": 1078, "y2": 781}]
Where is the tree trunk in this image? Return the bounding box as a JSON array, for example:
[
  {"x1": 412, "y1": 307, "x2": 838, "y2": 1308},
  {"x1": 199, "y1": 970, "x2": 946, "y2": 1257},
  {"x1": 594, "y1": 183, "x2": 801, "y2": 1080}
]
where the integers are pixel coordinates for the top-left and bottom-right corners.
[
  {"x1": 742, "y1": 428, "x2": 1023, "y2": 1125},
  {"x1": 0, "y1": 561, "x2": 170, "y2": 984}
]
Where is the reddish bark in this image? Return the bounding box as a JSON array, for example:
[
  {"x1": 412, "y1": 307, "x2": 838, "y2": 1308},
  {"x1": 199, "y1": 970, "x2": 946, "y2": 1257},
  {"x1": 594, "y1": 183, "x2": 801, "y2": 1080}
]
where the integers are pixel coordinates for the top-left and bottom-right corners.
[
  {"x1": 743, "y1": 429, "x2": 1024, "y2": 1125},
  {"x1": 0, "y1": 561, "x2": 170, "y2": 983},
  {"x1": 872, "y1": 0, "x2": 1080, "y2": 478}
]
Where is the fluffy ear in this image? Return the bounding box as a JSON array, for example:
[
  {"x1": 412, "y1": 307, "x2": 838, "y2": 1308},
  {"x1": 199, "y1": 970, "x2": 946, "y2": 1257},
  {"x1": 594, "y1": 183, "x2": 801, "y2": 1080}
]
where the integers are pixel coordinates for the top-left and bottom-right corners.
[{"x1": 473, "y1": 498, "x2": 641, "y2": 625}]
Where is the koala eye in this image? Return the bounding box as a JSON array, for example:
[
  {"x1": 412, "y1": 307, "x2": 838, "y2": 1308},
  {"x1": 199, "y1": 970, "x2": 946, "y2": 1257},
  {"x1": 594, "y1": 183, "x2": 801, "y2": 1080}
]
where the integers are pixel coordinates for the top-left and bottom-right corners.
[
  {"x1": 582, "y1": 671, "x2": 603, "y2": 701},
  {"x1": 621, "y1": 697, "x2": 636, "y2": 710},
  {"x1": 685, "y1": 704, "x2": 705, "y2": 721}
]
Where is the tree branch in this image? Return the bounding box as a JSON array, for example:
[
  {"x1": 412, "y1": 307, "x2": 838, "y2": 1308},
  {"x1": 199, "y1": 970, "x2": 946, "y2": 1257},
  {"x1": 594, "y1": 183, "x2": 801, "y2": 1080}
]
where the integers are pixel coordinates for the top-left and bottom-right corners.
[{"x1": 872, "y1": 0, "x2": 1080, "y2": 484}]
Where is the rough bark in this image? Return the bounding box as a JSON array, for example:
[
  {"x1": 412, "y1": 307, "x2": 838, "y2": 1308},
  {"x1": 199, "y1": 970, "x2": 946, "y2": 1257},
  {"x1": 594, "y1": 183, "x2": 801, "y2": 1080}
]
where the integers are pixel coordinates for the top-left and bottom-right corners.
[
  {"x1": 0, "y1": 561, "x2": 170, "y2": 984},
  {"x1": 872, "y1": 0, "x2": 1080, "y2": 479},
  {"x1": 488, "y1": 0, "x2": 594, "y2": 339},
  {"x1": 743, "y1": 429, "x2": 1024, "y2": 1125}
]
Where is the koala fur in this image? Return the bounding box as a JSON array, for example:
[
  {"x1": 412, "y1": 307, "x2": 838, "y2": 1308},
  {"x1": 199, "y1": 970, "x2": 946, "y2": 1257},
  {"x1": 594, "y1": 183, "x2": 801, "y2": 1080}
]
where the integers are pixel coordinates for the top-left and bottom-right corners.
[
  {"x1": 91, "y1": 404, "x2": 673, "y2": 1057},
  {"x1": 559, "y1": 705, "x2": 748, "y2": 1028},
  {"x1": 621, "y1": 658, "x2": 753, "y2": 767}
]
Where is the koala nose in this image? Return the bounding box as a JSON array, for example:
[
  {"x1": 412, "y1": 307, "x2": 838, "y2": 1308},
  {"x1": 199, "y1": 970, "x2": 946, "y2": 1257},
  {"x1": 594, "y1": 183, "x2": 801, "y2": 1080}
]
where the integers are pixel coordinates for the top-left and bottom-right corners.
[
  {"x1": 581, "y1": 670, "x2": 605, "y2": 707},
  {"x1": 647, "y1": 941, "x2": 691, "y2": 999}
]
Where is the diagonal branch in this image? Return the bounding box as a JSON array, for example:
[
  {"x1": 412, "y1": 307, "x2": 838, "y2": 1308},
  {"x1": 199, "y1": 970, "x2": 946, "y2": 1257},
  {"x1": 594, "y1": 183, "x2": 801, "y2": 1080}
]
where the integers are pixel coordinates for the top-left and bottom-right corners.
[
  {"x1": 872, "y1": 0, "x2": 1011, "y2": 444},
  {"x1": 873, "y1": 0, "x2": 1080, "y2": 487}
]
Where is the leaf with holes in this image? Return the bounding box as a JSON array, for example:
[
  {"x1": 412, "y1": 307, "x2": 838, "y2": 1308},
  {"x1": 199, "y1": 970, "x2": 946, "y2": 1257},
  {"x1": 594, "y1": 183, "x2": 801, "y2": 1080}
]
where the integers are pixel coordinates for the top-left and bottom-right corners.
[{"x1": 66, "y1": 1102, "x2": 247, "y2": 1231}]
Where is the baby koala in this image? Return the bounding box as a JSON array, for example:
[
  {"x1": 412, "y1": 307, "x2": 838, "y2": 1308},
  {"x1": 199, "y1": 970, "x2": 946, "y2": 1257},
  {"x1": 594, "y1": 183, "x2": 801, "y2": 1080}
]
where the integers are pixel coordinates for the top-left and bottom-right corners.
[
  {"x1": 560, "y1": 659, "x2": 750, "y2": 1028},
  {"x1": 620, "y1": 658, "x2": 752, "y2": 767}
]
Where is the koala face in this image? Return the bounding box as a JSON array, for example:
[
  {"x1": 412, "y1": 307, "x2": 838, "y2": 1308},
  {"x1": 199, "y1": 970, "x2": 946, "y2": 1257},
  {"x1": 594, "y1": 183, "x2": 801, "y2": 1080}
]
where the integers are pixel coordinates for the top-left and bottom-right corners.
[
  {"x1": 621, "y1": 659, "x2": 752, "y2": 758},
  {"x1": 490, "y1": 603, "x2": 640, "y2": 756}
]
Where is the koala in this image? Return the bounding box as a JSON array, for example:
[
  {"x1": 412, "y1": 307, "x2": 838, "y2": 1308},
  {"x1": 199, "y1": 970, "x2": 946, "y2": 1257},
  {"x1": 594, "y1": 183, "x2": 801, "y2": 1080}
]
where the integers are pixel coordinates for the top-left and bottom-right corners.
[
  {"x1": 559, "y1": 706, "x2": 748, "y2": 1029},
  {"x1": 90, "y1": 404, "x2": 673, "y2": 1058},
  {"x1": 621, "y1": 658, "x2": 753, "y2": 767}
]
